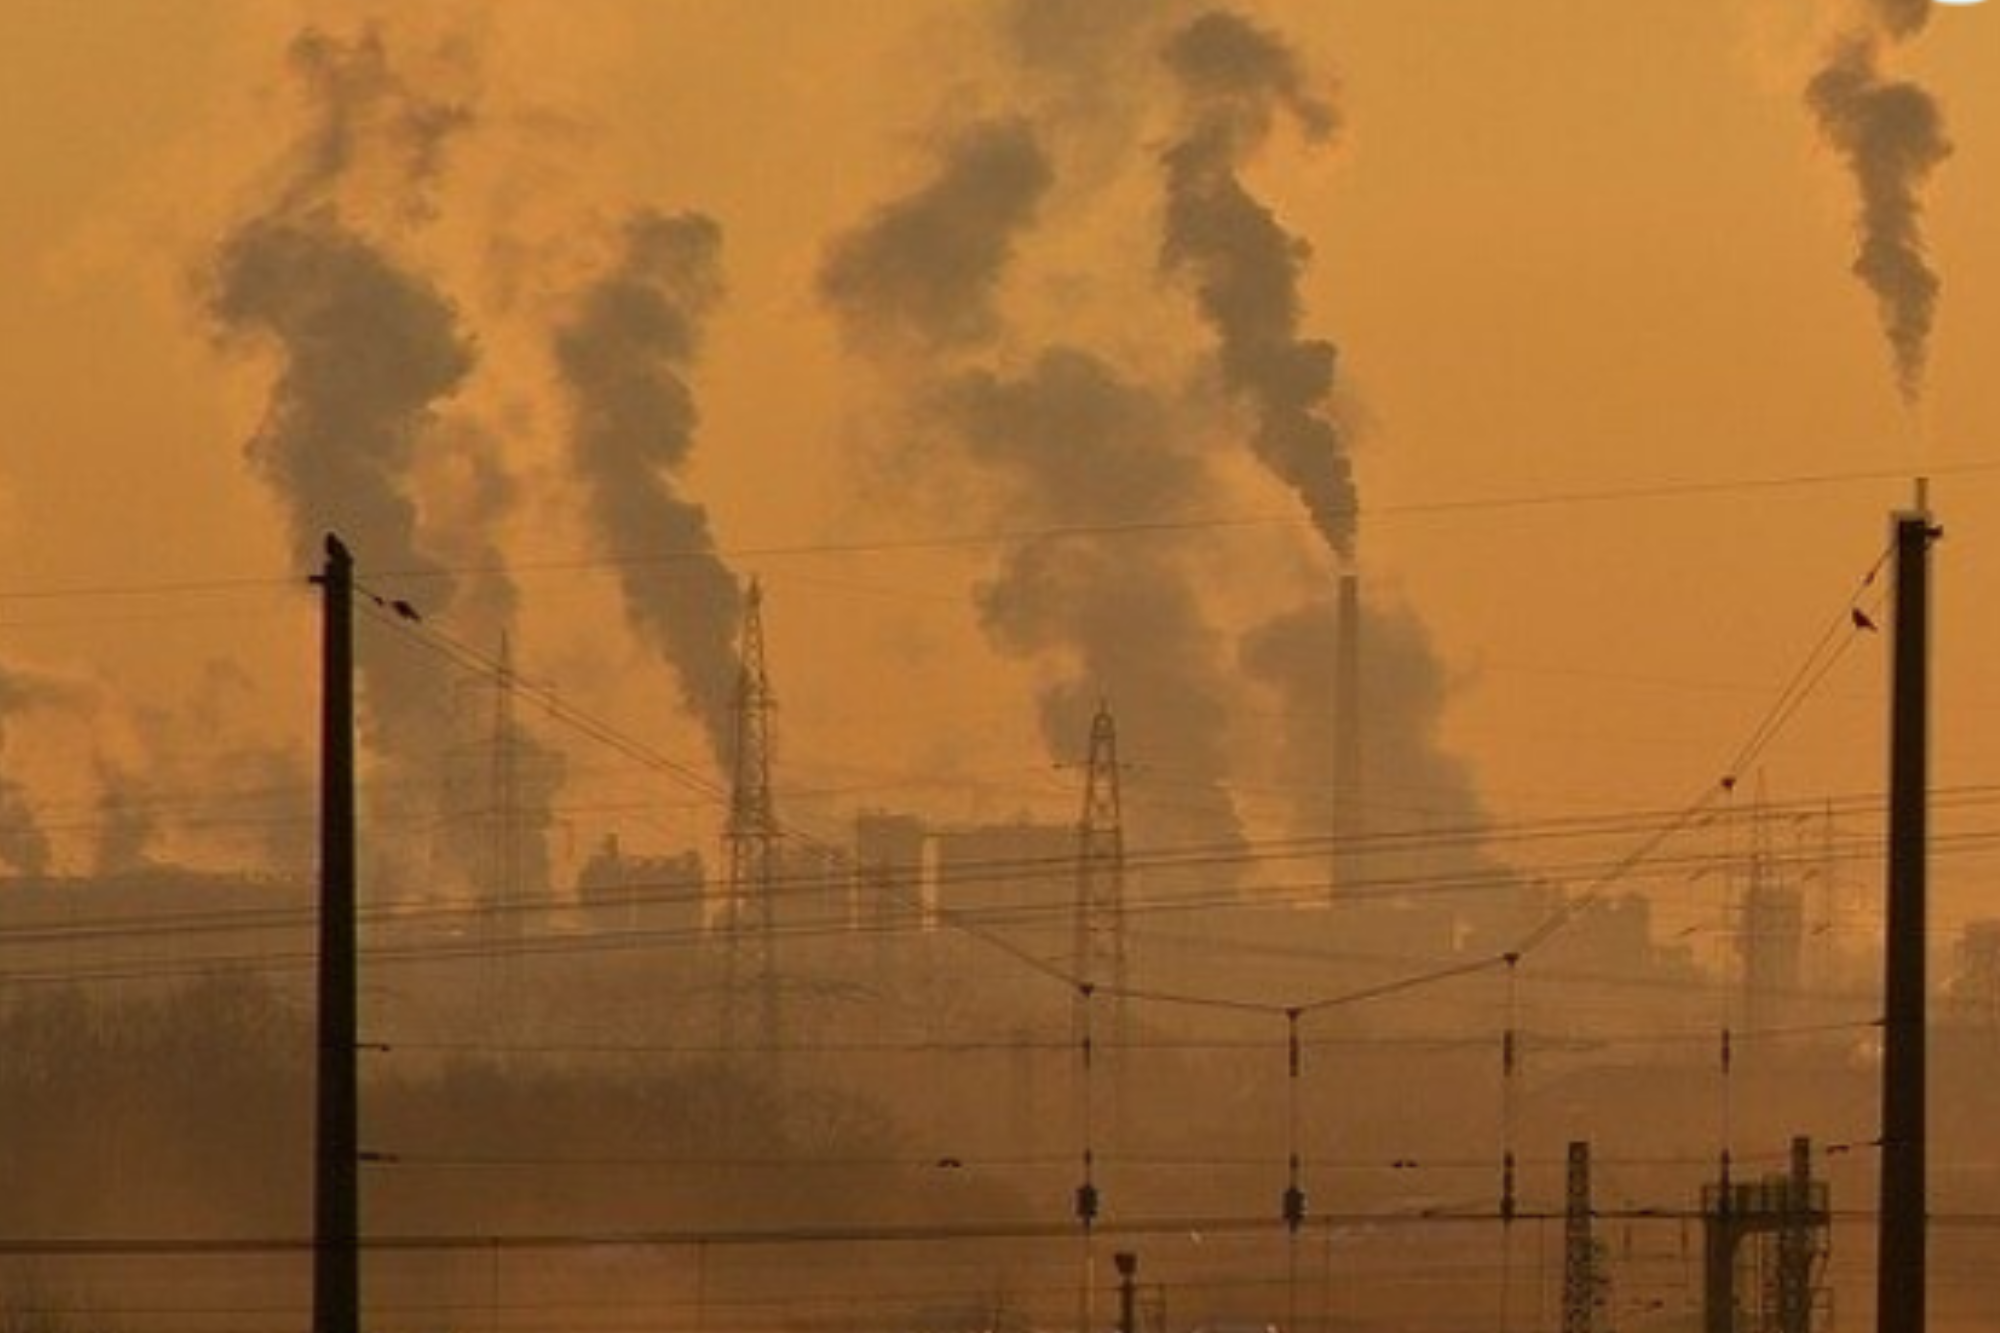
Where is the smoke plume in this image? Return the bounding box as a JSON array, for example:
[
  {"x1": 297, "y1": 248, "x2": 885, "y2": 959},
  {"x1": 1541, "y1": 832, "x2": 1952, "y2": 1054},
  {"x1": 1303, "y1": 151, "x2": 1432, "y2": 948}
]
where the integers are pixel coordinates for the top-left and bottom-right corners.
[
  {"x1": 554, "y1": 210, "x2": 741, "y2": 769},
  {"x1": 819, "y1": 119, "x2": 1053, "y2": 355},
  {"x1": 92, "y1": 755, "x2": 159, "y2": 877},
  {"x1": 1240, "y1": 595, "x2": 1481, "y2": 840},
  {"x1": 208, "y1": 214, "x2": 475, "y2": 796},
  {"x1": 1869, "y1": 0, "x2": 1932, "y2": 42},
  {"x1": 205, "y1": 25, "x2": 483, "y2": 890},
  {"x1": 947, "y1": 350, "x2": 1243, "y2": 850},
  {"x1": 278, "y1": 26, "x2": 475, "y2": 223},
  {"x1": 1806, "y1": 5, "x2": 1951, "y2": 404},
  {"x1": 822, "y1": 110, "x2": 1245, "y2": 854},
  {"x1": 417, "y1": 416, "x2": 524, "y2": 637},
  {"x1": 1152, "y1": 11, "x2": 1500, "y2": 902},
  {"x1": 1160, "y1": 9, "x2": 1355, "y2": 561}
]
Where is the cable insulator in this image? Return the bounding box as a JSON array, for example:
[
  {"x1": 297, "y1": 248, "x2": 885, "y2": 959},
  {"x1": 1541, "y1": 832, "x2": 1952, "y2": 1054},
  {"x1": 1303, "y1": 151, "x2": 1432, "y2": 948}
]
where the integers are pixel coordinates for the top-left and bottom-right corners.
[
  {"x1": 1501, "y1": 1149, "x2": 1517, "y2": 1225},
  {"x1": 1075, "y1": 1181, "x2": 1100, "y2": 1227},
  {"x1": 1283, "y1": 1184, "x2": 1307, "y2": 1232}
]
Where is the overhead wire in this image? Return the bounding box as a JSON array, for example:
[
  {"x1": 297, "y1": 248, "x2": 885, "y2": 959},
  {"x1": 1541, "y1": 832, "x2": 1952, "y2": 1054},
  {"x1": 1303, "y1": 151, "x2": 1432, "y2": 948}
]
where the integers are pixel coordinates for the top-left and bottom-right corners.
[{"x1": 7, "y1": 456, "x2": 1996, "y2": 606}]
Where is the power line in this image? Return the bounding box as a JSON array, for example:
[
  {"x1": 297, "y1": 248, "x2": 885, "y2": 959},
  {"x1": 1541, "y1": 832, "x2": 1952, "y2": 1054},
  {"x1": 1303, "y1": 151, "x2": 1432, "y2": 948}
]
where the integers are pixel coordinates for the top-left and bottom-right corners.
[{"x1": 8, "y1": 458, "x2": 1995, "y2": 605}]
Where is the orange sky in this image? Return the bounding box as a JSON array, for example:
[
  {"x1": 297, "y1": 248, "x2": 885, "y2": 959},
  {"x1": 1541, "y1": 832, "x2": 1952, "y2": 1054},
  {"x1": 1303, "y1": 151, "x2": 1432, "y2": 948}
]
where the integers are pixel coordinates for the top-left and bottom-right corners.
[{"x1": 2, "y1": 0, "x2": 1997, "y2": 942}]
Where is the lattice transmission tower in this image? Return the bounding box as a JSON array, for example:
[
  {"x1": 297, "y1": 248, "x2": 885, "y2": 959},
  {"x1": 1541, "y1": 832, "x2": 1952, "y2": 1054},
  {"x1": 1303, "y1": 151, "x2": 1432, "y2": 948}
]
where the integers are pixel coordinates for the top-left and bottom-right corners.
[
  {"x1": 1075, "y1": 702, "x2": 1132, "y2": 1140},
  {"x1": 1075, "y1": 702, "x2": 1128, "y2": 997},
  {"x1": 724, "y1": 577, "x2": 781, "y2": 1058}
]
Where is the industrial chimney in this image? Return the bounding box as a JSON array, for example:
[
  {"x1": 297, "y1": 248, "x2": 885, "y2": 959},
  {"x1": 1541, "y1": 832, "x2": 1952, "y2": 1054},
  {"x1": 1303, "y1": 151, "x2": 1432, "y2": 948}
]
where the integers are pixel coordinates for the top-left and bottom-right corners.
[{"x1": 1332, "y1": 570, "x2": 1363, "y2": 895}]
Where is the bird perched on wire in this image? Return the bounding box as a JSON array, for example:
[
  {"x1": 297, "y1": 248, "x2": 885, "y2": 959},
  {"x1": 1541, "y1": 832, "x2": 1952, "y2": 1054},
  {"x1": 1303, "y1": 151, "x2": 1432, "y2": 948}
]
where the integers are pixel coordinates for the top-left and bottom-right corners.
[{"x1": 1851, "y1": 607, "x2": 1878, "y2": 632}]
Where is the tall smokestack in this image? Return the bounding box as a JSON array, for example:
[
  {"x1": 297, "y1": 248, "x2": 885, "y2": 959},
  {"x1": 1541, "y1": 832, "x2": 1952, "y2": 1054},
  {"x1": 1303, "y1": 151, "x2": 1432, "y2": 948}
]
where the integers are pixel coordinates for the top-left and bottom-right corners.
[{"x1": 1331, "y1": 570, "x2": 1362, "y2": 893}]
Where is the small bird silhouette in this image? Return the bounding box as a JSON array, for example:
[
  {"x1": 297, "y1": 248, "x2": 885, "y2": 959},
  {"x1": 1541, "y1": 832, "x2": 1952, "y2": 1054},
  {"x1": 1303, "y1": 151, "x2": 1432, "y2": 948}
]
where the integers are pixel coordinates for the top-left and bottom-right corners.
[
  {"x1": 391, "y1": 599, "x2": 422, "y2": 623},
  {"x1": 1851, "y1": 607, "x2": 1878, "y2": 632}
]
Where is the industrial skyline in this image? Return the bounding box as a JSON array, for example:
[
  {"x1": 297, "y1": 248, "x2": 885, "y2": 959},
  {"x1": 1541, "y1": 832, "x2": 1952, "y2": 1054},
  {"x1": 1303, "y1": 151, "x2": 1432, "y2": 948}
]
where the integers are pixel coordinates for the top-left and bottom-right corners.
[{"x1": 2, "y1": 1, "x2": 1999, "y2": 1330}]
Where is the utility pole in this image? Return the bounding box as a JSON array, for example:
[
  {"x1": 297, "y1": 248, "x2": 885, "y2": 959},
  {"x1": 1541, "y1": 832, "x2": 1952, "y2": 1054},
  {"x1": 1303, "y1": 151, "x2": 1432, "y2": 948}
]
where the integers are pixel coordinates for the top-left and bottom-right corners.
[
  {"x1": 1878, "y1": 493, "x2": 1938, "y2": 1333},
  {"x1": 312, "y1": 534, "x2": 359, "y2": 1333}
]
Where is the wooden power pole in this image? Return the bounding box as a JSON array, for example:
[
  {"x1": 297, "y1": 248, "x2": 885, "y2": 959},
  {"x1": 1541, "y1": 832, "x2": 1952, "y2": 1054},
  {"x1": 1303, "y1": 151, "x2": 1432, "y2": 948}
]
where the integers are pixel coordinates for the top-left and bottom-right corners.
[
  {"x1": 1878, "y1": 496, "x2": 1938, "y2": 1333},
  {"x1": 314, "y1": 534, "x2": 360, "y2": 1333}
]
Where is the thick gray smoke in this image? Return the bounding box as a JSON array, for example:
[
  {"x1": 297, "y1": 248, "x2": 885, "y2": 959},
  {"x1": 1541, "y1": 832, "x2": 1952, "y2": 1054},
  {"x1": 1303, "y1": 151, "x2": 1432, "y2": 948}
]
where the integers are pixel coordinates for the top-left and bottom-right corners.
[
  {"x1": 1238, "y1": 593, "x2": 1524, "y2": 945},
  {"x1": 206, "y1": 26, "x2": 485, "y2": 890},
  {"x1": 1240, "y1": 596, "x2": 1481, "y2": 840},
  {"x1": 0, "y1": 665, "x2": 55, "y2": 876},
  {"x1": 1004, "y1": 0, "x2": 1188, "y2": 161},
  {"x1": 208, "y1": 216, "x2": 475, "y2": 797},
  {"x1": 1870, "y1": 0, "x2": 1932, "y2": 42},
  {"x1": 819, "y1": 119, "x2": 1053, "y2": 354},
  {"x1": 1159, "y1": 10, "x2": 1355, "y2": 562},
  {"x1": 1807, "y1": 17, "x2": 1951, "y2": 405},
  {"x1": 419, "y1": 417, "x2": 523, "y2": 637},
  {"x1": 821, "y1": 113, "x2": 1245, "y2": 854},
  {"x1": 279, "y1": 26, "x2": 474, "y2": 223},
  {"x1": 210, "y1": 218, "x2": 474, "y2": 578},
  {"x1": 554, "y1": 210, "x2": 741, "y2": 769},
  {"x1": 946, "y1": 350, "x2": 1243, "y2": 850},
  {"x1": 1153, "y1": 11, "x2": 1497, "y2": 899},
  {"x1": 1007, "y1": 0, "x2": 1162, "y2": 75}
]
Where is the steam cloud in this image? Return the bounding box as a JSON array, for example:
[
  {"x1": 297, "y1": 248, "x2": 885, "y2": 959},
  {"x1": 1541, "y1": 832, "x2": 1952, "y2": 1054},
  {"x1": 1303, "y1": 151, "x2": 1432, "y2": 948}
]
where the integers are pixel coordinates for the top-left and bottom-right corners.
[
  {"x1": 554, "y1": 210, "x2": 742, "y2": 769},
  {"x1": 1160, "y1": 10, "x2": 1355, "y2": 561},
  {"x1": 1807, "y1": 1, "x2": 1952, "y2": 403}
]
